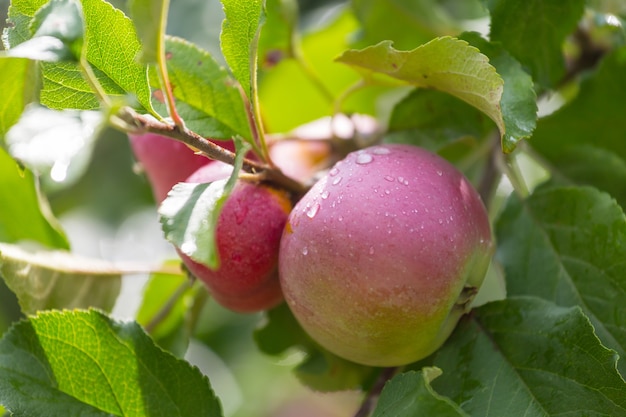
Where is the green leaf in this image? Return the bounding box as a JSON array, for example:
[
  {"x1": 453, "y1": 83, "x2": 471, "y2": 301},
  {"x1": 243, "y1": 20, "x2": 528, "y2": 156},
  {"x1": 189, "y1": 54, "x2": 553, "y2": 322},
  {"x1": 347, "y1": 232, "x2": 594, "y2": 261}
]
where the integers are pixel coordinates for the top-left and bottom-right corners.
[
  {"x1": 159, "y1": 181, "x2": 228, "y2": 270},
  {"x1": 220, "y1": 0, "x2": 264, "y2": 98},
  {"x1": 0, "y1": 147, "x2": 68, "y2": 249},
  {"x1": 150, "y1": 37, "x2": 251, "y2": 140},
  {"x1": 387, "y1": 89, "x2": 493, "y2": 150},
  {"x1": 6, "y1": 0, "x2": 155, "y2": 113},
  {"x1": 0, "y1": 243, "x2": 121, "y2": 314},
  {"x1": 136, "y1": 263, "x2": 195, "y2": 356},
  {"x1": 0, "y1": 58, "x2": 37, "y2": 139},
  {"x1": 530, "y1": 46, "x2": 626, "y2": 207},
  {"x1": 129, "y1": 0, "x2": 167, "y2": 64},
  {"x1": 255, "y1": 303, "x2": 375, "y2": 392},
  {"x1": 6, "y1": 106, "x2": 103, "y2": 188},
  {"x1": 484, "y1": 0, "x2": 585, "y2": 87},
  {"x1": 0, "y1": 309, "x2": 223, "y2": 416},
  {"x1": 460, "y1": 32, "x2": 537, "y2": 152},
  {"x1": 372, "y1": 369, "x2": 469, "y2": 417},
  {"x1": 336, "y1": 38, "x2": 512, "y2": 147},
  {"x1": 257, "y1": 0, "x2": 297, "y2": 68},
  {"x1": 351, "y1": 0, "x2": 458, "y2": 50},
  {"x1": 496, "y1": 185, "x2": 626, "y2": 375},
  {"x1": 430, "y1": 297, "x2": 626, "y2": 416},
  {"x1": 5, "y1": 0, "x2": 84, "y2": 62}
]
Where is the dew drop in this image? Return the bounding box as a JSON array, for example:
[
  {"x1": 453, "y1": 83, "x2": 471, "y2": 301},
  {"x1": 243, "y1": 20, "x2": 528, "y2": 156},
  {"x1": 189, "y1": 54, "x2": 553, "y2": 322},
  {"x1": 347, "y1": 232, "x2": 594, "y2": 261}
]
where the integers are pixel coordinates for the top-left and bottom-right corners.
[
  {"x1": 384, "y1": 175, "x2": 395, "y2": 182},
  {"x1": 301, "y1": 247, "x2": 309, "y2": 255},
  {"x1": 329, "y1": 167, "x2": 340, "y2": 177},
  {"x1": 332, "y1": 176, "x2": 343, "y2": 186},
  {"x1": 438, "y1": 219, "x2": 444, "y2": 225},
  {"x1": 371, "y1": 147, "x2": 391, "y2": 155},
  {"x1": 306, "y1": 203, "x2": 320, "y2": 218},
  {"x1": 321, "y1": 190, "x2": 330, "y2": 199},
  {"x1": 369, "y1": 246, "x2": 375, "y2": 255},
  {"x1": 436, "y1": 170, "x2": 443, "y2": 176},
  {"x1": 384, "y1": 189, "x2": 391, "y2": 195},
  {"x1": 356, "y1": 152, "x2": 373, "y2": 165}
]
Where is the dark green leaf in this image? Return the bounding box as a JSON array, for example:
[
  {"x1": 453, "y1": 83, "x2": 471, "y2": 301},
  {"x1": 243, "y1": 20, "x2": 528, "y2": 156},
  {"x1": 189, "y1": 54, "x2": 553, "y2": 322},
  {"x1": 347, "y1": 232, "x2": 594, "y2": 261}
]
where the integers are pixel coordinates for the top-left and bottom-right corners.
[
  {"x1": 496, "y1": 185, "x2": 626, "y2": 375},
  {"x1": 530, "y1": 46, "x2": 626, "y2": 206},
  {"x1": 336, "y1": 38, "x2": 509, "y2": 144},
  {"x1": 0, "y1": 147, "x2": 68, "y2": 249},
  {"x1": 484, "y1": 0, "x2": 585, "y2": 87},
  {"x1": 129, "y1": 0, "x2": 167, "y2": 63},
  {"x1": 460, "y1": 32, "x2": 537, "y2": 152},
  {"x1": 0, "y1": 58, "x2": 37, "y2": 139},
  {"x1": 220, "y1": 0, "x2": 264, "y2": 98},
  {"x1": 372, "y1": 369, "x2": 468, "y2": 417},
  {"x1": 430, "y1": 297, "x2": 626, "y2": 416},
  {"x1": 0, "y1": 243, "x2": 121, "y2": 314},
  {"x1": 150, "y1": 36, "x2": 251, "y2": 140},
  {"x1": 352, "y1": 0, "x2": 458, "y2": 50},
  {"x1": 254, "y1": 302, "x2": 309, "y2": 356},
  {"x1": 0, "y1": 309, "x2": 223, "y2": 416},
  {"x1": 6, "y1": 106, "x2": 103, "y2": 188}
]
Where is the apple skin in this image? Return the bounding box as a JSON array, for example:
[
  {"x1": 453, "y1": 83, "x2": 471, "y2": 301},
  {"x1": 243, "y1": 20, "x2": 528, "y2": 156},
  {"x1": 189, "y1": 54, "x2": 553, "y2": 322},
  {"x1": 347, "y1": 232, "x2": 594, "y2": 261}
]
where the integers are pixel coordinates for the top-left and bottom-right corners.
[
  {"x1": 179, "y1": 162, "x2": 291, "y2": 313},
  {"x1": 279, "y1": 144, "x2": 493, "y2": 366},
  {"x1": 129, "y1": 133, "x2": 234, "y2": 203}
]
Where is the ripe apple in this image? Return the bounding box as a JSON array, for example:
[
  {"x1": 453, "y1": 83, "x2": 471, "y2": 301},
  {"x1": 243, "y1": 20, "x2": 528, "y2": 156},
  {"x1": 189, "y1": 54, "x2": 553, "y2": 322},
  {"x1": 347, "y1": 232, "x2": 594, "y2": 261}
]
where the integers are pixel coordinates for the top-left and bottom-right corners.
[
  {"x1": 129, "y1": 132, "x2": 234, "y2": 203},
  {"x1": 279, "y1": 144, "x2": 493, "y2": 366},
  {"x1": 178, "y1": 162, "x2": 291, "y2": 313}
]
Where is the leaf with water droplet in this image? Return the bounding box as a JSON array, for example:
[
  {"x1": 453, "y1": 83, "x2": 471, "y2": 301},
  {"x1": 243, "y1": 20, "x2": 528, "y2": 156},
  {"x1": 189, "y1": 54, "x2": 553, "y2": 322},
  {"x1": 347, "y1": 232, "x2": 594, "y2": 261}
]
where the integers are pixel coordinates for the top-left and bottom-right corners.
[{"x1": 496, "y1": 184, "x2": 626, "y2": 376}]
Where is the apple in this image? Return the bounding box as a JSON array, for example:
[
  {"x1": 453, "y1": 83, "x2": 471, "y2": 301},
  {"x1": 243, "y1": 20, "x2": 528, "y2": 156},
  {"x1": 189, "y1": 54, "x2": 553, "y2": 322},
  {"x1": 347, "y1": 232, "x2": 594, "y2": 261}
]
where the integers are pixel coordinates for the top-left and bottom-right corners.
[
  {"x1": 129, "y1": 132, "x2": 234, "y2": 203},
  {"x1": 178, "y1": 162, "x2": 292, "y2": 313},
  {"x1": 279, "y1": 144, "x2": 493, "y2": 366}
]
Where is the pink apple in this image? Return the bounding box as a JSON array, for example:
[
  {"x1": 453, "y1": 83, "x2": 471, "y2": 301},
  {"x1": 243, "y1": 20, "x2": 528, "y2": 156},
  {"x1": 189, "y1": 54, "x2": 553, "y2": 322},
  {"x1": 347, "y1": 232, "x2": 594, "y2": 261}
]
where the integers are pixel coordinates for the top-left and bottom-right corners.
[{"x1": 279, "y1": 144, "x2": 493, "y2": 366}]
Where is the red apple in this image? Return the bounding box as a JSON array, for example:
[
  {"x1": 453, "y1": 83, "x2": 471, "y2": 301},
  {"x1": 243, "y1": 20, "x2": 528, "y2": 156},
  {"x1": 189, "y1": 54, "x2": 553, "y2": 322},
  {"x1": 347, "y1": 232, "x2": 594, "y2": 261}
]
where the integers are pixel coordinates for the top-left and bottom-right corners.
[
  {"x1": 279, "y1": 144, "x2": 493, "y2": 366},
  {"x1": 178, "y1": 162, "x2": 291, "y2": 313}
]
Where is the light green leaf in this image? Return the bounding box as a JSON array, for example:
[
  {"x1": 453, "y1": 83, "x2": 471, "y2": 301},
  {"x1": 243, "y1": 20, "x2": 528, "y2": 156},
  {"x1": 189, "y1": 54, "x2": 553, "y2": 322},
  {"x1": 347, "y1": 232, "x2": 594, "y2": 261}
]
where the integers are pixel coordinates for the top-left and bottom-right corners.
[
  {"x1": 220, "y1": 0, "x2": 264, "y2": 98},
  {"x1": 0, "y1": 243, "x2": 121, "y2": 314},
  {"x1": 129, "y1": 0, "x2": 168, "y2": 64},
  {"x1": 6, "y1": 106, "x2": 103, "y2": 188},
  {"x1": 0, "y1": 58, "x2": 37, "y2": 139},
  {"x1": 336, "y1": 38, "x2": 509, "y2": 147},
  {"x1": 5, "y1": 0, "x2": 155, "y2": 113},
  {"x1": 430, "y1": 297, "x2": 626, "y2": 416},
  {"x1": 496, "y1": 185, "x2": 626, "y2": 376},
  {"x1": 150, "y1": 37, "x2": 251, "y2": 140},
  {"x1": 484, "y1": 0, "x2": 585, "y2": 87},
  {"x1": 530, "y1": 46, "x2": 626, "y2": 207},
  {"x1": 0, "y1": 309, "x2": 223, "y2": 416},
  {"x1": 372, "y1": 369, "x2": 469, "y2": 417},
  {"x1": 0, "y1": 147, "x2": 68, "y2": 249}
]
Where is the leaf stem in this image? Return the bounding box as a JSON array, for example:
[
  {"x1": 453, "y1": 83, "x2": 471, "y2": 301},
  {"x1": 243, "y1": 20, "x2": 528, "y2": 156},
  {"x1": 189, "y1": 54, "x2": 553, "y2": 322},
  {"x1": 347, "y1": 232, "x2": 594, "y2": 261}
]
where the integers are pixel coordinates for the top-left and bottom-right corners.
[
  {"x1": 499, "y1": 151, "x2": 529, "y2": 199},
  {"x1": 79, "y1": 54, "x2": 111, "y2": 108},
  {"x1": 144, "y1": 278, "x2": 194, "y2": 334},
  {"x1": 353, "y1": 367, "x2": 399, "y2": 417}
]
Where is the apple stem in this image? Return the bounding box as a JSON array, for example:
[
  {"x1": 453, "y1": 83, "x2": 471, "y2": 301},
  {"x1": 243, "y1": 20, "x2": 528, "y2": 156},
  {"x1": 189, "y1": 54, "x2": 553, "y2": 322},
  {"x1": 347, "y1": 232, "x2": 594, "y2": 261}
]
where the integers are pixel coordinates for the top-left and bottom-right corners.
[{"x1": 353, "y1": 367, "x2": 399, "y2": 417}]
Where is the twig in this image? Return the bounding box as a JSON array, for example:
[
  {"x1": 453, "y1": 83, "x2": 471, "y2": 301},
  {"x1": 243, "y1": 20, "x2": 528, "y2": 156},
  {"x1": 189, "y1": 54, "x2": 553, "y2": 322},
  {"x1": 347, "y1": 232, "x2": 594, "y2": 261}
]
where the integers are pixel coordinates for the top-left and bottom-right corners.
[{"x1": 354, "y1": 367, "x2": 399, "y2": 417}]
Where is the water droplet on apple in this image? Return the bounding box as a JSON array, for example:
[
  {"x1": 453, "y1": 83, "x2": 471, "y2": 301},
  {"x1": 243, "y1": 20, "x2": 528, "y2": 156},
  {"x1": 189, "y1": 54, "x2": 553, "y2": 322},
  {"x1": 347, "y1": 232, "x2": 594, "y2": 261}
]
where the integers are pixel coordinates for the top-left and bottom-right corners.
[
  {"x1": 437, "y1": 170, "x2": 443, "y2": 176},
  {"x1": 329, "y1": 167, "x2": 340, "y2": 176},
  {"x1": 332, "y1": 176, "x2": 343, "y2": 185},
  {"x1": 384, "y1": 175, "x2": 394, "y2": 182},
  {"x1": 306, "y1": 203, "x2": 320, "y2": 218},
  {"x1": 301, "y1": 247, "x2": 309, "y2": 255},
  {"x1": 321, "y1": 190, "x2": 330, "y2": 199},
  {"x1": 356, "y1": 153, "x2": 373, "y2": 165},
  {"x1": 369, "y1": 246, "x2": 375, "y2": 255},
  {"x1": 371, "y1": 147, "x2": 391, "y2": 155}
]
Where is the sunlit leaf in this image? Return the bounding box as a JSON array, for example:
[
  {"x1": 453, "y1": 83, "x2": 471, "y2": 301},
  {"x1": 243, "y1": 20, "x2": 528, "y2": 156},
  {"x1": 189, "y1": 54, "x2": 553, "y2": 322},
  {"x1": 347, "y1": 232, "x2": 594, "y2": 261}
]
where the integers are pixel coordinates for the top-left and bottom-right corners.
[
  {"x1": 0, "y1": 58, "x2": 37, "y2": 139},
  {"x1": 0, "y1": 243, "x2": 121, "y2": 314},
  {"x1": 0, "y1": 309, "x2": 223, "y2": 416}
]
